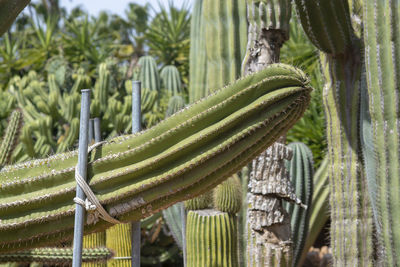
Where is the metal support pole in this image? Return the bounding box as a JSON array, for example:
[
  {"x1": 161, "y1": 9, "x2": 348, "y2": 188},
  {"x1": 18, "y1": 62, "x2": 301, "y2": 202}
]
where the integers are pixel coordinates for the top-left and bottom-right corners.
[
  {"x1": 72, "y1": 89, "x2": 91, "y2": 267},
  {"x1": 131, "y1": 81, "x2": 141, "y2": 267},
  {"x1": 93, "y1": 118, "x2": 101, "y2": 143},
  {"x1": 88, "y1": 119, "x2": 94, "y2": 144},
  {"x1": 181, "y1": 204, "x2": 187, "y2": 266}
]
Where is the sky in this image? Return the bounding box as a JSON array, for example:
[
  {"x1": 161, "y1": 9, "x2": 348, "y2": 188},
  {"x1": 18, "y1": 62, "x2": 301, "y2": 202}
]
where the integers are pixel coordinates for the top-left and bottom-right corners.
[{"x1": 59, "y1": 0, "x2": 192, "y2": 17}]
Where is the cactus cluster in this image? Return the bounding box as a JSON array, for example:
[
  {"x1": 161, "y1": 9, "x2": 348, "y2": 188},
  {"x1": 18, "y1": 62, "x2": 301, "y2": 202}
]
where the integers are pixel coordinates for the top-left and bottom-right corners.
[{"x1": 0, "y1": 64, "x2": 311, "y2": 252}]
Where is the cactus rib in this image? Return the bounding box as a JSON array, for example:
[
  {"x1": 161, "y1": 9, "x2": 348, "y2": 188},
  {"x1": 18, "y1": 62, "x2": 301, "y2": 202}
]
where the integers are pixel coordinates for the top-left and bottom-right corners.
[
  {"x1": 0, "y1": 110, "x2": 23, "y2": 167},
  {"x1": 0, "y1": 247, "x2": 113, "y2": 264},
  {"x1": 0, "y1": 64, "x2": 311, "y2": 252}
]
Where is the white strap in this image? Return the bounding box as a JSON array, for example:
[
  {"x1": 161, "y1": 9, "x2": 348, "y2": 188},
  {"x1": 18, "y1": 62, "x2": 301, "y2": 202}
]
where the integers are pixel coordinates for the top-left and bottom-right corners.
[{"x1": 74, "y1": 141, "x2": 122, "y2": 225}]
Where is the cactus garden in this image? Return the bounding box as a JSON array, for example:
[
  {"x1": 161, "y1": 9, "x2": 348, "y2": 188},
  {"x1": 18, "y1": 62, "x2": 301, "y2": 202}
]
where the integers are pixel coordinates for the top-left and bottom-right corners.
[{"x1": 0, "y1": 0, "x2": 399, "y2": 267}]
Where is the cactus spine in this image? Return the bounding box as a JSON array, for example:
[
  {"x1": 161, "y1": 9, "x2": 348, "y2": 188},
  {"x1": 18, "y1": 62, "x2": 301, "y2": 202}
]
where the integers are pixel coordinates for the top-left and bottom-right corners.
[
  {"x1": 0, "y1": 248, "x2": 112, "y2": 264},
  {"x1": 284, "y1": 142, "x2": 313, "y2": 267},
  {"x1": 160, "y1": 65, "x2": 182, "y2": 96},
  {"x1": 295, "y1": 1, "x2": 373, "y2": 265},
  {"x1": 0, "y1": 110, "x2": 23, "y2": 167},
  {"x1": 0, "y1": 64, "x2": 311, "y2": 252},
  {"x1": 363, "y1": 1, "x2": 400, "y2": 265}
]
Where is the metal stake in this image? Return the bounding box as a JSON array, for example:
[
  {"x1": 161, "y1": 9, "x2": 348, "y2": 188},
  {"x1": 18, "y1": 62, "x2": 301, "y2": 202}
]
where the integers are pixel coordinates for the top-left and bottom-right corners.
[
  {"x1": 93, "y1": 118, "x2": 101, "y2": 143},
  {"x1": 131, "y1": 81, "x2": 141, "y2": 267},
  {"x1": 72, "y1": 89, "x2": 91, "y2": 267},
  {"x1": 88, "y1": 119, "x2": 94, "y2": 144}
]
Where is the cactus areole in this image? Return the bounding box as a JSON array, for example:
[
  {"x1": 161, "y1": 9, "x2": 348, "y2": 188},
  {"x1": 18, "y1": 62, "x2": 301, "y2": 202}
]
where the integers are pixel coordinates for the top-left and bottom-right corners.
[{"x1": 0, "y1": 64, "x2": 311, "y2": 252}]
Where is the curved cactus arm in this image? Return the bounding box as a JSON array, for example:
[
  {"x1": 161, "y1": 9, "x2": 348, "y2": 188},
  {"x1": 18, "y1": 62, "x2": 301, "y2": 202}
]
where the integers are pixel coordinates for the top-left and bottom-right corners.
[
  {"x1": 0, "y1": 110, "x2": 23, "y2": 167},
  {"x1": 363, "y1": 1, "x2": 400, "y2": 265},
  {"x1": 0, "y1": 0, "x2": 30, "y2": 36},
  {"x1": 0, "y1": 247, "x2": 113, "y2": 264},
  {"x1": 0, "y1": 64, "x2": 311, "y2": 252}
]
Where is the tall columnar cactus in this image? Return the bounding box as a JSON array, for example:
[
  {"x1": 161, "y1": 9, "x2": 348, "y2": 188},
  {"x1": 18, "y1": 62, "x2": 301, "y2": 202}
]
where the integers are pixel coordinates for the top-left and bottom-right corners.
[
  {"x1": 160, "y1": 65, "x2": 182, "y2": 96},
  {"x1": 203, "y1": 0, "x2": 247, "y2": 95},
  {"x1": 283, "y1": 142, "x2": 313, "y2": 267},
  {"x1": 189, "y1": 0, "x2": 208, "y2": 103},
  {"x1": 363, "y1": 1, "x2": 400, "y2": 265},
  {"x1": 137, "y1": 56, "x2": 161, "y2": 92},
  {"x1": 162, "y1": 202, "x2": 184, "y2": 249},
  {"x1": 0, "y1": 247, "x2": 113, "y2": 264},
  {"x1": 295, "y1": 1, "x2": 373, "y2": 265},
  {"x1": 242, "y1": 1, "x2": 294, "y2": 266},
  {"x1": 0, "y1": 64, "x2": 311, "y2": 252},
  {"x1": 0, "y1": 109, "x2": 23, "y2": 167}
]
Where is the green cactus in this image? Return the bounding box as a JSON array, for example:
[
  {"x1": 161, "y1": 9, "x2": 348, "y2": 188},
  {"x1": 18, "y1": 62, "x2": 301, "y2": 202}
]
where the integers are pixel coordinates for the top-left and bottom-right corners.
[
  {"x1": 160, "y1": 65, "x2": 182, "y2": 96},
  {"x1": 137, "y1": 56, "x2": 161, "y2": 92},
  {"x1": 106, "y1": 224, "x2": 132, "y2": 267},
  {"x1": 188, "y1": 0, "x2": 208, "y2": 103},
  {"x1": 186, "y1": 210, "x2": 238, "y2": 267},
  {"x1": 0, "y1": 110, "x2": 23, "y2": 167},
  {"x1": 165, "y1": 95, "x2": 186, "y2": 118},
  {"x1": 203, "y1": 0, "x2": 247, "y2": 94},
  {"x1": 295, "y1": 1, "x2": 374, "y2": 265},
  {"x1": 162, "y1": 202, "x2": 184, "y2": 249},
  {"x1": 0, "y1": 247, "x2": 112, "y2": 264},
  {"x1": 213, "y1": 174, "x2": 242, "y2": 214},
  {"x1": 363, "y1": 1, "x2": 400, "y2": 265},
  {"x1": 0, "y1": 64, "x2": 311, "y2": 252},
  {"x1": 298, "y1": 156, "x2": 329, "y2": 266},
  {"x1": 284, "y1": 142, "x2": 313, "y2": 267}
]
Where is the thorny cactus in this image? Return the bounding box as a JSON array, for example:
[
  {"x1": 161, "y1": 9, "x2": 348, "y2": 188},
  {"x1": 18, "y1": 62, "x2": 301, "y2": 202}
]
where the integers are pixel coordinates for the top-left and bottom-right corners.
[
  {"x1": 295, "y1": 1, "x2": 373, "y2": 265},
  {"x1": 0, "y1": 109, "x2": 23, "y2": 167},
  {"x1": 0, "y1": 64, "x2": 311, "y2": 252},
  {"x1": 160, "y1": 65, "x2": 182, "y2": 96},
  {"x1": 0, "y1": 247, "x2": 113, "y2": 265},
  {"x1": 284, "y1": 142, "x2": 313, "y2": 267}
]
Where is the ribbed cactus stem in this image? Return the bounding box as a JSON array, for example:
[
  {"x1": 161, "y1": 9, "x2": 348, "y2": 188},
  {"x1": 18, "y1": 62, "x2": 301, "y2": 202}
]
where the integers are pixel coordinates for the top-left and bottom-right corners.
[
  {"x1": 186, "y1": 210, "x2": 238, "y2": 267},
  {"x1": 0, "y1": 247, "x2": 112, "y2": 264},
  {"x1": 203, "y1": 0, "x2": 247, "y2": 93},
  {"x1": 160, "y1": 65, "x2": 182, "y2": 96},
  {"x1": 295, "y1": 1, "x2": 373, "y2": 265},
  {"x1": 83, "y1": 232, "x2": 107, "y2": 267},
  {"x1": 284, "y1": 142, "x2": 313, "y2": 267},
  {"x1": 0, "y1": 110, "x2": 23, "y2": 167},
  {"x1": 0, "y1": 64, "x2": 311, "y2": 252},
  {"x1": 106, "y1": 224, "x2": 132, "y2": 267},
  {"x1": 363, "y1": 0, "x2": 400, "y2": 265},
  {"x1": 137, "y1": 56, "x2": 161, "y2": 92}
]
